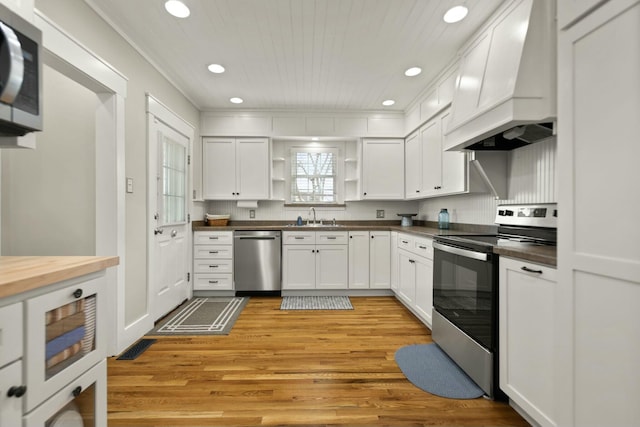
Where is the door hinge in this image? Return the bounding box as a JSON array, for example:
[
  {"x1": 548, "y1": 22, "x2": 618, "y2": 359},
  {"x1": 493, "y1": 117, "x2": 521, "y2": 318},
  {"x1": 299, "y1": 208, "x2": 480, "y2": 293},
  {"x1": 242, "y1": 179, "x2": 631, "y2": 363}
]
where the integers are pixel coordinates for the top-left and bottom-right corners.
[
  {"x1": 187, "y1": 155, "x2": 191, "y2": 165},
  {"x1": 188, "y1": 213, "x2": 191, "y2": 223},
  {"x1": 187, "y1": 272, "x2": 190, "y2": 282}
]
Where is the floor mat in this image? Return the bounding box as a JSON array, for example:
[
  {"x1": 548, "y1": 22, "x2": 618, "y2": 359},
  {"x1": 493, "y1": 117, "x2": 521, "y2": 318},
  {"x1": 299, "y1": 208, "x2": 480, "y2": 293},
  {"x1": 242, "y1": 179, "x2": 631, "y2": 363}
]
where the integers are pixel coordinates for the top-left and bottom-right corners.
[{"x1": 280, "y1": 296, "x2": 353, "y2": 310}]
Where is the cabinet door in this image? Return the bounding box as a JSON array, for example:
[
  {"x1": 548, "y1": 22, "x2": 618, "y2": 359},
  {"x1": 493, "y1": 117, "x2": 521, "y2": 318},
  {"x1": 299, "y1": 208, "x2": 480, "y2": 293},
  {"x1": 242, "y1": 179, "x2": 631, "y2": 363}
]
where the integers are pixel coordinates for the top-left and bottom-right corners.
[
  {"x1": 236, "y1": 138, "x2": 270, "y2": 200},
  {"x1": 398, "y1": 250, "x2": 416, "y2": 305},
  {"x1": 316, "y1": 245, "x2": 348, "y2": 289},
  {"x1": 420, "y1": 118, "x2": 441, "y2": 197},
  {"x1": 404, "y1": 132, "x2": 421, "y2": 199},
  {"x1": 390, "y1": 232, "x2": 399, "y2": 291},
  {"x1": 370, "y1": 231, "x2": 391, "y2": 289},
  {"x1": 282, "y1": 245, "x2": 316, "y2": 289},
  {"x1": 0, "y1": 361, "x2": 22, "y2": 427},
  {"x1": 362, "y1": 139, "x2": 404, "y2": 199},
  {"x1": 0, "y1": 302, "x2": 22, "y2": 367},
  {"x1": 439, "y1": 111, "x2": 466, "y2": 194},
  {"x1": 348, "y1": 231, "x2": 369, "y2": 289},
  {"x1": 499, "y1": 258, "x2": 557, "y2": 426},
  {"x1": 203, "y1": 137, "x2": 237, "y2": 199},
  {"x1": 414, "y1": 256, "x2": 433, "y2": 327}
]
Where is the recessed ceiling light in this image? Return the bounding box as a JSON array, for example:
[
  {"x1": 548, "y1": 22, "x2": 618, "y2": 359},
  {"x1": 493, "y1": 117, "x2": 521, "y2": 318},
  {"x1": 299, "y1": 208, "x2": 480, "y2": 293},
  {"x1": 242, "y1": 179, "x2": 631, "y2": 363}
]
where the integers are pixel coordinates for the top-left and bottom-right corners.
[
  {"x1": 382, "y1": 100, "x2": 395, "y2": 106},
  {"x1": 207, "y1": 64, "x2": 225, "y2": 74},
  {"x1": 443, "y1": 5, "x2": 468, "y2": 23},
  {"x1": 404, "y1": 67, "x2": 422, "y2": 77},
  {"x1": 165, "y1": 0, "x2": 190, "y2": 18},
  {"x1": 230, "y1": 97, "x2": 243, "y2": 104}
]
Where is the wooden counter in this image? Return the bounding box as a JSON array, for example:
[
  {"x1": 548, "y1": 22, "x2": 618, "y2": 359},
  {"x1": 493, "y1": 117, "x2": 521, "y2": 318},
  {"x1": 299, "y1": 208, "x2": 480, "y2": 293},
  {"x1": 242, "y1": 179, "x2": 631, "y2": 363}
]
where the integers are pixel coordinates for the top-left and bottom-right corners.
[{"x1": 0, "y1": 256, "x2": 119, "y2": 299}]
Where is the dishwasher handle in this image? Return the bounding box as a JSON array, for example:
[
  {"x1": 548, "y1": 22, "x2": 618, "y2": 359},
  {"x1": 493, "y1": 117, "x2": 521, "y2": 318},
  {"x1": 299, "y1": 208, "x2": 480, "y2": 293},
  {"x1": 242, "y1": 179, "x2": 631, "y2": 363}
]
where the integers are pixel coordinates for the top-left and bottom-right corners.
[{"x1": 238, "y1": 236, "x2": 277, "y2": 240}]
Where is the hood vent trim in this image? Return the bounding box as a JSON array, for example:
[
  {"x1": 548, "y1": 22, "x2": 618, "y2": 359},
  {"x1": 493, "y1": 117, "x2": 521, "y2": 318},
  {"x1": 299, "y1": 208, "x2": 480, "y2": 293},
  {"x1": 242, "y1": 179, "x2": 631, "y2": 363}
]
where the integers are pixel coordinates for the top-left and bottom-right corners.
[{"x1": 466, "y1": 122, "x2": 554, "y2": 151}]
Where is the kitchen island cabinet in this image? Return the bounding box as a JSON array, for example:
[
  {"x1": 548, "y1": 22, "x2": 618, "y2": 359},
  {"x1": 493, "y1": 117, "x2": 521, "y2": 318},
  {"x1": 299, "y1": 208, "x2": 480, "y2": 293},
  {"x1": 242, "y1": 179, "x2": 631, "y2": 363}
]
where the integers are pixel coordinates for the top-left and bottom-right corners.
[{"x1": 0, "y1": 256, "x2": 118, "y2": 427}]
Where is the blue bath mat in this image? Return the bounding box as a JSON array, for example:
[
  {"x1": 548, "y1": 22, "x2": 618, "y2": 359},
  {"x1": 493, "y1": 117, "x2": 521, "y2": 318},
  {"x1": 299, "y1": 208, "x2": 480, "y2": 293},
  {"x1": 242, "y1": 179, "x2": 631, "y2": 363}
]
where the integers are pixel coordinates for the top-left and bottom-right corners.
[{"x1": 395, "y1": 343, "x2": 485, "y2": 399}]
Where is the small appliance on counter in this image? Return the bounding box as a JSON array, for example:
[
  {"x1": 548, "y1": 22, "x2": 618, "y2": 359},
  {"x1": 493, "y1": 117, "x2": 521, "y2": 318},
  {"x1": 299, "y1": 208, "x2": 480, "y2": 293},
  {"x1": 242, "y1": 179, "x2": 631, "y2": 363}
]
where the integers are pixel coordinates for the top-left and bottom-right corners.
[{"x1": 397, "y1": 213, "x2": 417, "y2": 227}]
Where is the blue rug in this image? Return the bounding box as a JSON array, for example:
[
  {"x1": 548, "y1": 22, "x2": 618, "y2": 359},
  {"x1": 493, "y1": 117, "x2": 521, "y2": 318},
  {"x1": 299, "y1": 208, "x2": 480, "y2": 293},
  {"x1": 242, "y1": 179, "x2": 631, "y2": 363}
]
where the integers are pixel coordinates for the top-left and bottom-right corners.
[{"x1": 395, "y1": 343, "x2": 484, "y2": 399}]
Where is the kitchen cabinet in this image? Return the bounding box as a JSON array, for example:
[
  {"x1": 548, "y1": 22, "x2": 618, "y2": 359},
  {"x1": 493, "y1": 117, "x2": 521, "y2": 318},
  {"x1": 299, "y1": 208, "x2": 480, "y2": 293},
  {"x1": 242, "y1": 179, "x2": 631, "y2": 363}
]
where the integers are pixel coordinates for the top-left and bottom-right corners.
[
  {"x1": 556, "y1": 1, "x2": 640, "y2": 426},
  {"x1": 361, "y1": 139, "x2": 404, "y2": 200},
  {"x1": 405, "y1": 108, "x2": 466, "y2": 199},
  {"x1": 282, "y1": 231, "x2": 348, "y2": 290},
  {"x1": 193, "y1": 231, "x2": 234, "y2": 291},
  {"x1": 203, "y1": 137, "x2": 269, "y2": 200},
  {"x1": 0, "y1": 302, "x2": 22, "y2": 427},
  {"x1": 348, "y1": 230, "x2": 391, "y2": 289},
  {"x1": 395, "y1": 233, "x2": 434, "y2": 327},
  {"x1": 499, "y1": 257, "x2": 557, "y2": 427}
]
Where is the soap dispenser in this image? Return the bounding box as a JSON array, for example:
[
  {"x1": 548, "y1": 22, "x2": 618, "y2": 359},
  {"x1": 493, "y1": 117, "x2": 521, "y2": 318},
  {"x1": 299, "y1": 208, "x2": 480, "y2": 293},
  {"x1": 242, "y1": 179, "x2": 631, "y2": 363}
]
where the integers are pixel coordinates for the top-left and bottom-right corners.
[{"x1": 438, "y1": 209, "x2": 450, "y2": 230}]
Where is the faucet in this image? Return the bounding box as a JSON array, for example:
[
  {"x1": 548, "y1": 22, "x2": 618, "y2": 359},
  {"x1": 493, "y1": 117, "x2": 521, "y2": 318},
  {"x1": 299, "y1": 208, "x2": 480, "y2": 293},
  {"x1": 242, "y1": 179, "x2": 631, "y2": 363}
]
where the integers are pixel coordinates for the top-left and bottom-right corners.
[{"x1": 308, "y1": 207, "x2": 316, "y2": 225}]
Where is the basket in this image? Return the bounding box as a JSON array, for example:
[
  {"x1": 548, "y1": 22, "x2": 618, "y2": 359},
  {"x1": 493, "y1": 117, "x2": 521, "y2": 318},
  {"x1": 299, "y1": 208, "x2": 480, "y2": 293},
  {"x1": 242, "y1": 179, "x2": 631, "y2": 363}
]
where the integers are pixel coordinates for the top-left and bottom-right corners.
[
  {"x1": 205, "y1": 214, "x2": 230, "y2": 226},
  {"x1": 206, "y1": 218, "x2": 229, "y2": 226}
]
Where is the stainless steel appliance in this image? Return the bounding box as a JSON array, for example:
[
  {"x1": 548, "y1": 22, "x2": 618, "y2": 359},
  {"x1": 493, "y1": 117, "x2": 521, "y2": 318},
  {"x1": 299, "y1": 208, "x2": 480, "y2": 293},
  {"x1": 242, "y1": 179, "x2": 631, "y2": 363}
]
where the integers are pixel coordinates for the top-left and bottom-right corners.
[
  {"x1": 432, "y1": 203, "x2": 557, "y2": 399},
  {"x1": 233, "y1": 230, "x2": 281, "y2": 295},
  {"x1": 0, "y1": 3, "x2": 42, "y2": 136}
]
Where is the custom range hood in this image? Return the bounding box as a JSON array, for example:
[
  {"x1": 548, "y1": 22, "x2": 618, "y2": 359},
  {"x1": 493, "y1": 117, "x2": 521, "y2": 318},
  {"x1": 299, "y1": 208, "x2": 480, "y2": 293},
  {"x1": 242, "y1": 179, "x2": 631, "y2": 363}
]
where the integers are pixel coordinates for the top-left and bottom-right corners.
[{"x1": 443, "y1": 0, "x2": 556, "y2": 151}]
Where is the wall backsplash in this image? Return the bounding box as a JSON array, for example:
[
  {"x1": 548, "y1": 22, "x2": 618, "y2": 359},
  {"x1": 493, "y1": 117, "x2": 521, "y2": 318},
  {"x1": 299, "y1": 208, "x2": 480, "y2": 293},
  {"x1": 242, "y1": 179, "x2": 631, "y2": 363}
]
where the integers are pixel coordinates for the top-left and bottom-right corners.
[
  {"x1": 418, "y1": 137, "x2": 557, "y2": 225},
  {"x1": 199, "y1": 137, "x2": 556, "y2": 226}
]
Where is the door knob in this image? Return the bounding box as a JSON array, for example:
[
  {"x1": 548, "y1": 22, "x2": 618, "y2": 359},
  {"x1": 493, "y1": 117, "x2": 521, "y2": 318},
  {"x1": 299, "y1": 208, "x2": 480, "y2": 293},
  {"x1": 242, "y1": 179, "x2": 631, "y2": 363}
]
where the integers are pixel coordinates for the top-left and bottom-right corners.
[
  {"x1": 171, "y1": 229, "x2": 177, "y2": 237},
  {"x1": 154, "y1": 228, "x2": 163, "y2": 235}
]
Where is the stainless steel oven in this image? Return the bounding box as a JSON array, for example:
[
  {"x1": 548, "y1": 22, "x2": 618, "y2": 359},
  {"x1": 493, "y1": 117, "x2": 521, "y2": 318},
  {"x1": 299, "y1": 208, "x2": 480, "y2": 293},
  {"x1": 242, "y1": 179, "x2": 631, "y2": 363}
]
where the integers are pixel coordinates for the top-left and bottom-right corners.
[{"x1": 431, "y1": 203, "x2": 557, "y2": 399}]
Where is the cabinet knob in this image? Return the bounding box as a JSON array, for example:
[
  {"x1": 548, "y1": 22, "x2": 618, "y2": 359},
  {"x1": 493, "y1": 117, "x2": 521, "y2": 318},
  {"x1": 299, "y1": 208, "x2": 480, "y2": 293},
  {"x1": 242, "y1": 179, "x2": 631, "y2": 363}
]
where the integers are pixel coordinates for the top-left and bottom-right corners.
[
  {"x1": 363, "y1": 192, "x2": 367, "y2": 196},
  {"x1": 72, "y1": 386, "x2": 82, "y2": 397},
  {"x1": 416, "y1": 190, "x2": 420, "y2": 193},
  {"x1": 7, "y1": 385, "x2": 26, "y2": 398},
  {"x1": 73, "y1": 289, "x2": 83, "y2": 299},
  {"x1": 371, "y1": 235, "x2": 374, "y2": 239}
]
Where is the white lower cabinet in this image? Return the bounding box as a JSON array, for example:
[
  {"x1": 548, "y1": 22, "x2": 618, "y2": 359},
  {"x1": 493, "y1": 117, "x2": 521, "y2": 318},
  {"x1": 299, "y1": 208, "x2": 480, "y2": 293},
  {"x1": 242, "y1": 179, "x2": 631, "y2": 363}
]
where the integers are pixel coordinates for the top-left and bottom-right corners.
[
  {"x1": 390, "y1": 232, "x2": 399, "y2": 292},
  {"x1": 499, "y1": 257, "x2": 557, "y2": 427},
  {"x1": 0, "y1": 361, "x2": 22, "y2": 427},
  {"x1": 283, "y1": 231, "x2": 348, "y2": 290},
  {"x1": 395, "y1": 233, "x2": 434, "y2": 328},
  {"x1": 193, "y1": 231, "x2": 234, "y2": 291},
  {"x1": 348, "y1": 230, "x2": 391, "y2": 289}
]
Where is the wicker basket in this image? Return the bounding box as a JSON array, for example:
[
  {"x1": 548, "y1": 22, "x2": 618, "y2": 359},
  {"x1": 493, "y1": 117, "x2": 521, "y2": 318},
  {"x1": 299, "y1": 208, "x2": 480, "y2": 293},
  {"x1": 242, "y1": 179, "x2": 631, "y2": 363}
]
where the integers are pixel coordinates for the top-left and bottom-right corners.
[{"x1": 206, "y1": 218, "x2": 229, "y2": 226}]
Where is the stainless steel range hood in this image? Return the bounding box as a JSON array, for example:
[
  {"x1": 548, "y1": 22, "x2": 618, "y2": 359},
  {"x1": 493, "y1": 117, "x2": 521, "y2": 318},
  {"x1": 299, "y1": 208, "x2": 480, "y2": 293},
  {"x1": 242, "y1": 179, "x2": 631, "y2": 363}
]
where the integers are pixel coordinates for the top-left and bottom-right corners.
[{"x1": 443, "y1": 0, "x2": 556, "y2": 152}]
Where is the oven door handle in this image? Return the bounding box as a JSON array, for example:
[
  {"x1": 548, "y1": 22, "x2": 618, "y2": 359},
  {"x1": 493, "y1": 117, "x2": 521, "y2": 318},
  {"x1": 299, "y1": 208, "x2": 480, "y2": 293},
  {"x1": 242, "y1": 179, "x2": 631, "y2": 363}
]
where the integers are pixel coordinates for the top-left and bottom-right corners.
[{"x1": 433, "y1": 242, "x2": 488, "y2": 261}]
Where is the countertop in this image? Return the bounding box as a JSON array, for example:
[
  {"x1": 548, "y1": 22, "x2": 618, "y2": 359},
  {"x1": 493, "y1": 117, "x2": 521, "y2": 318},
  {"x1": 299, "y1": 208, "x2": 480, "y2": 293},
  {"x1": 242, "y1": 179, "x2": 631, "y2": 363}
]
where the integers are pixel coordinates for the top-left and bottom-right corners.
[
  {"x1": 193, "y1": 221, "x2": 557, "y2": 267},
  {"x1": 0, "y1": 256, "x2": 120, "y2": 299}
]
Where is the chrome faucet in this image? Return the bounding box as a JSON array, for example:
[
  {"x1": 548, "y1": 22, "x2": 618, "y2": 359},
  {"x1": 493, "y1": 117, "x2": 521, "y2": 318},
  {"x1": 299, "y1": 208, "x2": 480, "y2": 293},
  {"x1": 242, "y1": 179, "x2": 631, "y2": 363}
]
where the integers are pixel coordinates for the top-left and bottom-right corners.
[{"x1": 308, "y1": 207, "x2": 316, "y2": 225}]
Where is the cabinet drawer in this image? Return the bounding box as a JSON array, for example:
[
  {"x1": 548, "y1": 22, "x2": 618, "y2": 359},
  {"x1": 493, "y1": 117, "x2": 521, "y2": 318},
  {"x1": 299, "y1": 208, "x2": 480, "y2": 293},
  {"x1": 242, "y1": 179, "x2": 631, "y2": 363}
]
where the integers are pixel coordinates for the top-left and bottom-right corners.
[
  {"x1": 193, "y1": 245, "x2": 233, "y2": 260},
  {"x1": 398, "y1": 234, "x2": 414, "y2": 250},
  {"x1": 193, "y1": 259, "x2": 233, "y2": 274},
  {"x1": 282, "y1": 231, "x2": 316, "y2": 245},
  {"x1": 316, "y1": 231, "x2": 348, "y2": 245},
  {"x1": 194, "y1": 231, "x2": 233, "y2": 245},
  {"x1": 413, "y1": 237, "x2": 433, "y2": 259},
  {"x1": 193, "y1": 274, "x2": 233, "y2": 290},
  {"x1": 0, "y1": 360, "x2": 22, "y2": 425},
  {"x1": 0, "y1": 302, "x2": 23, "y2": 367}
]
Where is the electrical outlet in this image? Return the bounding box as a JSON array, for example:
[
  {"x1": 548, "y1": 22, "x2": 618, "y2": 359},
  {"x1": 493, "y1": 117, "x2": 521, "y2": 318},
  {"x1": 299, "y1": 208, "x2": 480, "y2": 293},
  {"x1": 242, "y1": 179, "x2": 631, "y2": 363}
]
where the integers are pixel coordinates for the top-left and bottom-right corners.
[
  {"x1": 249, "y1": 210, "x2": 255, "y2": 219},
  {"x1": 126, "y1": 178, "x2": 133, "y2": 193},
  {"x1": 376, "y1": 209, "x2": 385, "y2": 218}
]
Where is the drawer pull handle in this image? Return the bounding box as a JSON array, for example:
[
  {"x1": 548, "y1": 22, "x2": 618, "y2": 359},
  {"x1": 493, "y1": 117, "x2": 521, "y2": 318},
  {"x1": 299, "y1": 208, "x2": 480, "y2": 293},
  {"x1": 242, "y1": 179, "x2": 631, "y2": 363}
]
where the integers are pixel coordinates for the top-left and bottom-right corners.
[
  {"x1": 208, "y1": 280, "x2": 219, "y2": 284},
  {"x1": 294, "y1": 237, "x2": 305, "y2": 240},
  {"x1": 7, "y1": 385, "x2": 26, "y2": 398},
  {"x1": 409, "y1": 259, "x2": 415, "y2": 264},
  {"x1": 521, "y1": 266, "x2": 543, "y2": 274},
  {"x1": 73, "y1": 289, "x2": 83, "y2": 299},
  {"x1": 209, "y1": 251, "x2": 219, "y2": 254},
  {"x1": 326, "y1": 236, "x2": 337, "y2": 240},
  {"x1": 209, "y1": 237, "x2": 219, "y2": 240},
  {"x1": 418, "y1": 245, "x2": 427, "y2": 249},
  {"x1": 72, "y1": 386, "x2": 82, "y2": 397},
  {"x1": 401, "y1": 240, "x2": 409, "y2": 244},
  {"x1": 209, "y1": 265, "x2": 219, "y2": 268}
]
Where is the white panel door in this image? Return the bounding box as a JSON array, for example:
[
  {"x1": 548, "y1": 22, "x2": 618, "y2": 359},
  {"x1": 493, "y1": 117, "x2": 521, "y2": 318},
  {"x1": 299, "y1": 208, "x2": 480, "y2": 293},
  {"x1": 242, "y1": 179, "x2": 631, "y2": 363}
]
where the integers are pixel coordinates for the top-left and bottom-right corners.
[
  {"x1": 362, "y1": 139, "x2": 404, "y2": 199},
  {"x1": 414, "y1": 256, "x2": 433, "y2": 327},
  {"x1": 404, "y1": 132, "x2": 421, "y2": 199},
  {"x1": 348, "y1": 231, "x2": 369, "y2": 289},
  {"x1": 236, "y1": 138, "x2": 270, "y2": 200},
  {"x1": 370, "y1": 231, "x2": 391, "y2": 289},
  {"x1": 282, "y1": 245, "x2": 316, "y2": 289},
  {"x1": 398, "y1": 250, "x2": 416, "y2": 305},
  {"x1": 203, "y1": 137, "x2": 236, "y2": 199},
  {"x1": 150, "y1": 119, "x2": 190, "y2": 322},
  {"x1": 439, "y1": 111, "x2": 466, "y2": 194},
  {"x1": 420, "y1": 118, "x2": 441, "y2": 197},
  {"x1": 316, "y1": 245, "x2": 348, "y2": 289}
]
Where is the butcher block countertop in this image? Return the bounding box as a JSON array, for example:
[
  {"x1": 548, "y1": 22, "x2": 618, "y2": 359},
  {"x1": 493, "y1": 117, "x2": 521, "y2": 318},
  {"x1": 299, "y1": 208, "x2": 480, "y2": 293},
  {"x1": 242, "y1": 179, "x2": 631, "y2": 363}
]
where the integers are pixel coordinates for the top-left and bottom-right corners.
[{"x1": 0, "y1": 256, "x2": 119, "y2": 299}]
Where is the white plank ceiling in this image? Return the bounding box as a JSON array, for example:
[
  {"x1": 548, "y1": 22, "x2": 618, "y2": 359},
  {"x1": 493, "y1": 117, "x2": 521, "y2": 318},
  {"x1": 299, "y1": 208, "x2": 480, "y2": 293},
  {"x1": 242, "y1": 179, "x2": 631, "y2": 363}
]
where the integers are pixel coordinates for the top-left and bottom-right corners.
[{"x1": 85, "y1": 0, "x2": 502, "y2": 111}]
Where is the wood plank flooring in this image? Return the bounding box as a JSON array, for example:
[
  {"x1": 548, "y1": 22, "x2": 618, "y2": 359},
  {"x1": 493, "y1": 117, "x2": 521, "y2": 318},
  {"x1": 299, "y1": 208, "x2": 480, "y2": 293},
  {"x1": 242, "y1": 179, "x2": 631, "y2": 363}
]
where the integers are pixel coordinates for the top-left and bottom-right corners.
[{"x1": 107, "y1": 296, "x2": 528, "y2": 426}]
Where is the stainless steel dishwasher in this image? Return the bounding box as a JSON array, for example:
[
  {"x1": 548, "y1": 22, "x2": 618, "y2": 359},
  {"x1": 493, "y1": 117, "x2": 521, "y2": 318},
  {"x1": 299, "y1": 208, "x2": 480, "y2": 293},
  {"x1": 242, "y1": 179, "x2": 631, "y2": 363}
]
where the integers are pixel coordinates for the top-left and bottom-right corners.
[{"x1": 233, "y1": 230, "x2": 281, "y2": 295}]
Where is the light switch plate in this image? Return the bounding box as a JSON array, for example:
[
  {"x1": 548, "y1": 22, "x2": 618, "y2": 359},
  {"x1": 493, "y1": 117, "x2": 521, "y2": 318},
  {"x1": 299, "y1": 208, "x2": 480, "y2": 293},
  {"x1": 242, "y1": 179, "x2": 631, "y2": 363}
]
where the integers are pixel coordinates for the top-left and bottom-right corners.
[
  {"x1": 126, "y1": 178, "x2": 133, "y2": 193},
  {"x1": 249, "y1": 210, "x2": 255, "y2": 218},
  {"x1": 376, "y1": 210, "x2": 385, "y2": 218}
]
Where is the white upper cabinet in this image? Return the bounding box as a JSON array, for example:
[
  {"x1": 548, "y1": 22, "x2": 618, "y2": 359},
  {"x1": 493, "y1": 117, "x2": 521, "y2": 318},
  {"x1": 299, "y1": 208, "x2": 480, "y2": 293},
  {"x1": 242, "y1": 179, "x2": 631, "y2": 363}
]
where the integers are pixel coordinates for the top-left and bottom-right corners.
[
  {"x1": 203, "y1": 137, "x2": 269, "y2": 200},
  {"x1": 404, "y1": 132, "x2": 421, "y2": 199},
  {"x1": 361, "y1": 139, "x2": 404, "y2": 200},
  {"x1": 444, "y1": 0, "x2": 556, "y2": 151}
]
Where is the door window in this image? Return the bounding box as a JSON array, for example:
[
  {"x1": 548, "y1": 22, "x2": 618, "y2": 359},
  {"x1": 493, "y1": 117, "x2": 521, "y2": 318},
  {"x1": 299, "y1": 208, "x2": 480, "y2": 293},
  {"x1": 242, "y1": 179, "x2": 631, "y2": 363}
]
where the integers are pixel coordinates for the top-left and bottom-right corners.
[{"x1": 159, "y1": 131, "x2": 187, "y2": 225}]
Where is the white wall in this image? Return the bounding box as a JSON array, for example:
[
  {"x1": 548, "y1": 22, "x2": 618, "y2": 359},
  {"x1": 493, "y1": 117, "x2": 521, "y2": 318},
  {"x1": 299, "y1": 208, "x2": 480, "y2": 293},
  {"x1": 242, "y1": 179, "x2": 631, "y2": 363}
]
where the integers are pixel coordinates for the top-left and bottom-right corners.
[
  {"x1": 1, "y1": 65, "x2": 98, "y2": 255},
  {"x1": 33, "y1": 0, "x2": 200, "y2": 325},
  {"x1": 418, "y1": 137, "x2": 557, "y2": 224}
]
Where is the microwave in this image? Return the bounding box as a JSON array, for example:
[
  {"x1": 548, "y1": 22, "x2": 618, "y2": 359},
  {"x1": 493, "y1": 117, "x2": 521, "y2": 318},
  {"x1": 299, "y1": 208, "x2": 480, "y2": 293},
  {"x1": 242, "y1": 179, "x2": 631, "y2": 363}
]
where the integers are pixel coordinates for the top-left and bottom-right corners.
[{"x1": 0, "y1": 3, "x2": 42, "y2": 137}]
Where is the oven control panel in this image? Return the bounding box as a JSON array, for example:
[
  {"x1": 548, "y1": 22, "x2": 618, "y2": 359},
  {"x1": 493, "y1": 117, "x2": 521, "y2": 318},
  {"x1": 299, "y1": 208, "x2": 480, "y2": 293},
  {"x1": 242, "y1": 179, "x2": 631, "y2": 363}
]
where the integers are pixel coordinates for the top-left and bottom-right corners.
[{"x1": 495, "y1": 203, "x2": 557, "y2": 228}]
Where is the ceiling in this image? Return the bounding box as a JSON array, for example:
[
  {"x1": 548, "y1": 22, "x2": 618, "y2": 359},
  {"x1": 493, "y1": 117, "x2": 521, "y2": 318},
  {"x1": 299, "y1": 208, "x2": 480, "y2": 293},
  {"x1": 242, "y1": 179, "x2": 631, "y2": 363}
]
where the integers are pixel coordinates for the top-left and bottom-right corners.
[{"x1": 84, "y1": 0, "x2": 503, "y2": 112}]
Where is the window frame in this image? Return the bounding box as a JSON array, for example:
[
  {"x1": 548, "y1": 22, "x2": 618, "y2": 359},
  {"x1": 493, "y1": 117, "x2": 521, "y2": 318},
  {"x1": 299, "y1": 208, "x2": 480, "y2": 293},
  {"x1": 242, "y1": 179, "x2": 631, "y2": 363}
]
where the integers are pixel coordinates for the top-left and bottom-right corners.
[{"x1": 285, "y1": 143, "x2": 344, "y2": 205}]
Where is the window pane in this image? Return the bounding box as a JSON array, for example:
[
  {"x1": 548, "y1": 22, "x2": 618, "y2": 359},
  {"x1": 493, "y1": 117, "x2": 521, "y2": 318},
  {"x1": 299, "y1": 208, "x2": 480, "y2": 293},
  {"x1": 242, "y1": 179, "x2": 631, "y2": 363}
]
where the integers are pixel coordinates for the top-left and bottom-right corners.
[
  {"x1": 161, "y1": 133, "x2": 186, "y2": 224},
  {"x1": 291, "y1": 150, "x2": 337, "y2": 203}
]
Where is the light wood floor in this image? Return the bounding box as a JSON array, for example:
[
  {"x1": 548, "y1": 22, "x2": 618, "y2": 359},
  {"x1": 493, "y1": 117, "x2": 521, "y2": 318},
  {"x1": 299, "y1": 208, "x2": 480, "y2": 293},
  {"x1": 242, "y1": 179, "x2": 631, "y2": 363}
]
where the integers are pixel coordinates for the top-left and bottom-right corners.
[{"x1": 107, "y1": 296, "x2": 528, "y2": 426}]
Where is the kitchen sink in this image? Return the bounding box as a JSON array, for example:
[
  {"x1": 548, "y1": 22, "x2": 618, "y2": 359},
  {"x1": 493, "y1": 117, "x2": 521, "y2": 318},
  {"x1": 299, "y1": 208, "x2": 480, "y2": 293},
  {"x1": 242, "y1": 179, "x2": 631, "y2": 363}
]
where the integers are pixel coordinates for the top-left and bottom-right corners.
[{"x1": 286, "y1": 223, "x2": 346, "y2": 227}]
